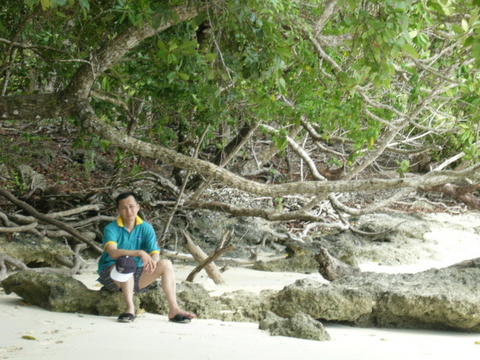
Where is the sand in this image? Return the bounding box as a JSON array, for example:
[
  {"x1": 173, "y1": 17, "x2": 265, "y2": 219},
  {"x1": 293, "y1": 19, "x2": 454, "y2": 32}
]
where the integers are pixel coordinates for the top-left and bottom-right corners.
[{"x1": 2, "y1": 212, "x2": 480, "y2": 359}]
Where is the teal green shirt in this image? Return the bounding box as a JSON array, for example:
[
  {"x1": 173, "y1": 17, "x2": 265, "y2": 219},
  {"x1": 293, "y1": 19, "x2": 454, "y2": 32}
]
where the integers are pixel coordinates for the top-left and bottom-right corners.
[{"x1": 97, "y1": 216, "x2": 160, "y2": 274}]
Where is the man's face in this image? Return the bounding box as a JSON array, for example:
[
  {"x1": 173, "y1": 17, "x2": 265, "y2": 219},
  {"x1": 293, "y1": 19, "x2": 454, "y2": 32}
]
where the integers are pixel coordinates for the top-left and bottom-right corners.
[{"x1": 117, "y1": 196, "x2": 140, "y2": 223}]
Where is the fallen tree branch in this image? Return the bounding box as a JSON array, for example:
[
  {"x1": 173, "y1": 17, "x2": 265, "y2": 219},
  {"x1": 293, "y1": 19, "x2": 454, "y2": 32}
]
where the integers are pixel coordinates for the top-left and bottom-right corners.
[
  {"x1": 9, "y1": 204, "x2": 103, "y2": 223},
  {"x1": 186, "y1": 230, "x2": 234, "y2": 283},
  {"x1": 0, "y1": 222, "x2": 38, "y2": 233},
  {"x1": 162, "y1": 248, "x2": 287, "y2": 266},
  {"x1": 54, "y1": 243, "x2": 88, "y2": 273},
  {"x1": 314, "y1": 247, "x2": 360, "y2": 281},
  {"x1": 0, "y1": 188, "x2": 102, "y2": 253},
  {"x1": 185, "y1": 200, "x2": 329, "y2": 222},
  {"x1": 425, "y1": 183, "x2": 480, "y2": 210},
  {"x1": 0, "y1": 253, "x2": 28, "y2": 281},
  {"x1": 77, "y1": 101, "x2": 480, "y2": 197},
  {"x1": 0, "y1": 251, "x2": 86, "y2": 282},
  {"x1": 182, "y1": 229, "x2": 226, "y2": 284}
]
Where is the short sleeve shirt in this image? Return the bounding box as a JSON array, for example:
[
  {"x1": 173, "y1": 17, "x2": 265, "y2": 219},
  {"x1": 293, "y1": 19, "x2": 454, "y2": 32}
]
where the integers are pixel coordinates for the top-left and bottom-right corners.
[{"x1": 97, "y1": 216, "x2": 160, "y2": 274}]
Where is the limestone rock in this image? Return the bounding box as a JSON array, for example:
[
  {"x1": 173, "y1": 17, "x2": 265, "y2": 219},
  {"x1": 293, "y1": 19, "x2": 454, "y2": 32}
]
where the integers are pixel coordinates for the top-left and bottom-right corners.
[
  {"x1": 270, "y1": 278, "x2": 376, "y2": 324},
  {"x1": 252, "y1": 254, "x2": 318, "y2": 273},
  {"x1": 0, "y1": 234, "x2": 72, "y2": 268},
  {"x1": 1, "y1": 270, "x2": 128, "y2": 315},
  {"x1": 169, "y1": 281, "x2": 221, "y2": 319},
  {"x1": 270, "y1": 259, "x2": 480, "y2": 331},
  {"x1": 1, "y1": 271, "x2": 221, "y2": 318},
  {"x1": 216, "y1": 289, "x2": 272, "y2": 322},
  {"x1": 17, "y1": 164, "x2": 47, "y2": 193},
  {"x1": 259, "y1": 311, "x2": 330, "y2": 341}
]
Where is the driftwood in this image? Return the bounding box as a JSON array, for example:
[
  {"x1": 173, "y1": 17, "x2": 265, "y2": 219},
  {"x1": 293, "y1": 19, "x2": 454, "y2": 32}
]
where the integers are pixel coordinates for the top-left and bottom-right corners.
[
  {"x1": 0, "y1": 221, "x2": 38, "y2": 233},
  {"x1": 0, "y1": 253, "x2": 28, "y2": 280},
  {"x1": 185, "y1": 230, "x2": 234, "y2": 284},
  {"x1": 426, "y1": 183, "x2": 480, "y2": 210},
  {"x1": 162, "y1": 248, "x2": 287, "y2": 267},
  {"x1": 0, "y1": 188, "x2": 102, "y2": 253},
  {"x1": 182, "y1": 229, "x2": 230, "y2": 284},
  {"x1": 315, "y1": 247, "x2": 480, "y2": 282},
  {"x1": 314, "y1": 247, "x2": 360, "y2": 281}
]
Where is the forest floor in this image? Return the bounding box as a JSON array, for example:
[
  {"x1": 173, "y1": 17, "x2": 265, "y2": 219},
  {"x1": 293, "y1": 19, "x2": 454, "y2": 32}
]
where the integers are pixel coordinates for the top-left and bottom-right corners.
[{"x1": 1, "y1": 211, "x2": 480, "y2": 360}]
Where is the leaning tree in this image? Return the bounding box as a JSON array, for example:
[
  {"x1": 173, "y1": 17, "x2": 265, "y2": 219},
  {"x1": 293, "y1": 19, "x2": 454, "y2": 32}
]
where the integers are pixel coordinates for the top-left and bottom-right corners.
[{"x1": 0, "y1": 0, "x2": 479, "y2": 241}]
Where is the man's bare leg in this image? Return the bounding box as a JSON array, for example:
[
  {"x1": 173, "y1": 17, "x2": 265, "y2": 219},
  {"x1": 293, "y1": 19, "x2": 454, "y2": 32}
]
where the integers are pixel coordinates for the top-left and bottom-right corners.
[
  {"x1": 139, "y1": 259, "x2": 196, "y2": 319},
  {"x1": 114, "y1": 276, "x2": 135, "y2": 316}
]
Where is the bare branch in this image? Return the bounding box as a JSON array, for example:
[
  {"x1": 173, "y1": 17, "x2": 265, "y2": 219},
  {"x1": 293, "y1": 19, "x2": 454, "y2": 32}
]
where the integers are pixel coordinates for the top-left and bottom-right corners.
[
  {"x1": 64, "y1": 4, "x2": 202, "y2": 99},
  {"x1": 261, "y1": 124, "x2": 327, "y2": 181},
  {"x1": 0, "y1": 188, "x2": 102, "y2": 253},
  {"x1": 433, "y1": 152, "x2": 466, "y2": 171},
  {"x1": 187, "y1": 200, "x2": 336, "y2": 223},
  {"x1": 0, "y1": 222, "x2": 38, "y2": 233},
  {"x1": 309, "y1": 34, "x2": 342, "y2": 72},
  {"x1": 186, "y1": 230, "x2": 234, "y2": 283},
  {"x1": 183, "y1": 229, "x2": 227, "y2": 284},
  {"x1": 314, "y1": 0, "x2": 339, "y2": 36},
  {"x1": 77, "y1": 101, "x2": 480, "y2": 197},
  {"x1": 317, "y1": 33, "x2": 353, "y2": 47}
]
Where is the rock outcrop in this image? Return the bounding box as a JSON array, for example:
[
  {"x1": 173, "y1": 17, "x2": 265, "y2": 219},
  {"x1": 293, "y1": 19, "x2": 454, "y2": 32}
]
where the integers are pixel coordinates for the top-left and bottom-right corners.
[
  {"x1": 0, "y1": 270, "x2": 214, "y2": 317},
  {"x1": 259, "y1": 311, "x2": 330, "y2": 341},
  {"x1": 0, "y1": 270, "x2": 329, "y2": 341},
  {"x1": 270, "y1": 258, "x2": 480, "y2": 331}
]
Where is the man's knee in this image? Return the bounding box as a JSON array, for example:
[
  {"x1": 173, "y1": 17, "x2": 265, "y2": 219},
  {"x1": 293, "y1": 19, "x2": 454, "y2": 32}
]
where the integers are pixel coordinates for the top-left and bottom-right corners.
[{"x1": 157, "y1": 259, "x2": 173, "y2": 274}]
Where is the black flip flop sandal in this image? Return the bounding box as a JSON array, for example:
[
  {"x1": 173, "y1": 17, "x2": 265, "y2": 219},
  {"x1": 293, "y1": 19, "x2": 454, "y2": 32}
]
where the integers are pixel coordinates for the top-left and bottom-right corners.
[
  {"x1": 118, "y1": 312, "x2": 136, "y2": 323},
  {"x1": 169, "y1": 314, "x2": 192, "y2": 324}
]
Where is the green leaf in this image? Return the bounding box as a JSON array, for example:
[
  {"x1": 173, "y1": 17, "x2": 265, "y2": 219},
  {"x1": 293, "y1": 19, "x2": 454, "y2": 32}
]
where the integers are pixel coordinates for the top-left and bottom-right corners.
[
  {"x1": 408, "y1": 30, "x2": 418, "y2": 39},
  {"x1": 79, "y1": 0, "x2": 90, "y2": 11},
  {"x1": 402, "y1": 43, "x2": 419, "y2": 58},
  {"x1": 40, "y1": 0, "x2": 51, "y2": 10},
  {"x1": 461, "y1": 19, "x2": 469, "y2": 32},
  {"x1": 464, "y1": 36, "x2": 474, "y2": 47},
  {"x1": 178, "y1": 72, "x2": 190, "y2": 81},
  {"x1": 204, "y1": 53, "x2": 217, "y2": 62},
  {"x1": 52, "y1": 0, "x2": 67, "y2": 6},
  {"x1": 473, "y1": 38, "x2": 480, "y2": 66},
  {"x1": 22, "y1": 335, "x2": 37, "y2": 340},
  {"x1": 167, "y1": 72, "x2": 176, "y2": 83}
]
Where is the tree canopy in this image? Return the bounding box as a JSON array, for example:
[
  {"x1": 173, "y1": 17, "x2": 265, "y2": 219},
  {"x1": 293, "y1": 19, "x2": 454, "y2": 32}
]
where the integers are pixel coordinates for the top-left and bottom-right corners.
[{"x1": 1, "y1": 0, "x2": 480, "y2": 226}]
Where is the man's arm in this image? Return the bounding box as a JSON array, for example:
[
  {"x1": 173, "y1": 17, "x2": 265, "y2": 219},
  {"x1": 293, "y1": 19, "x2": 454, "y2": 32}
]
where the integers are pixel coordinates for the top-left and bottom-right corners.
[{"x1": 105, "y1": 243, "x2": 156, "y2": 272}]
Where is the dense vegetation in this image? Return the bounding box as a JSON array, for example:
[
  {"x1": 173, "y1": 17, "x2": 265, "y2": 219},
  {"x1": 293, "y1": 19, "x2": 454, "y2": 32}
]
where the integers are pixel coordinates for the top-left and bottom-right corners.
[{"x1": 1, "y1": 0, "x2": 479, "y2": 229}]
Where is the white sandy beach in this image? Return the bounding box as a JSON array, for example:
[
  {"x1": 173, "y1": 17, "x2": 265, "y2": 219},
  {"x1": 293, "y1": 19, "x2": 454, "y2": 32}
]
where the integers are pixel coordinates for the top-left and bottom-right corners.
[{"x1": 2, "y1": 212, "x2": 480, "y2": 360}]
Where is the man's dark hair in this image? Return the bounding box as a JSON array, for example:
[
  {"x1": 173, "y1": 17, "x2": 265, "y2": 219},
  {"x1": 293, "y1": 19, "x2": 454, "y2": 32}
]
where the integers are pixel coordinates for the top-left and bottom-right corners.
[{"x1": 115, "y1": 192, "x2": 139, "y2": 208}]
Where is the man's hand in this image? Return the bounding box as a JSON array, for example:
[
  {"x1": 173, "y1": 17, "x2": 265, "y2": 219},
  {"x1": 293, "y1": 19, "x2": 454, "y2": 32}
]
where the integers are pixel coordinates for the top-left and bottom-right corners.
[{"x1": 138, "y1": 250, "x2": 157, "y2": 273}]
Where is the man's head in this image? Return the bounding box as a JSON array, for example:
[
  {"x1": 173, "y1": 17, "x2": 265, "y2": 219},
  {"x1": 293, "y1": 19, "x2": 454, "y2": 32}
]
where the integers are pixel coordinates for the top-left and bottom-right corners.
[{"x1": 116, "y1": 192, "x2": 140, "y2": 224}]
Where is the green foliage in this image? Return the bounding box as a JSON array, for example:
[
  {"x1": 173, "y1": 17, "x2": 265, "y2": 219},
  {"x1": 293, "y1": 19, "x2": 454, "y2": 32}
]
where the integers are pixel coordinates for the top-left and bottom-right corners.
[
  {"x1": 397, "y1": 159, "x2": 410, "y2": 177},
  {"x1": 1, "y1": 0, "x2": 479, "y2": 171}
]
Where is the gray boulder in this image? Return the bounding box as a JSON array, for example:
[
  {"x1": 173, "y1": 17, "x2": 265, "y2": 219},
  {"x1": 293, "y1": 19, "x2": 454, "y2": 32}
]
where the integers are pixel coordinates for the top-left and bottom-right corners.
[
  {"x1": 270, "y1": 258, "x2": 480, "y2": 331},
  {"x1": 259, "y1": 311, "x2": 330, "y2": 341},
  {"x1": 0, "y1": 270, "x2": 217, "y2": 318},
  {"x1": 0, "y1": 234, "x2": 73, "y2": 268},
  {"x1": 1, "y1": 270, "x2": 128, "y2": 315},
  {"x1": 0, "y1": 270, "x2": 266, "y2": 322}
]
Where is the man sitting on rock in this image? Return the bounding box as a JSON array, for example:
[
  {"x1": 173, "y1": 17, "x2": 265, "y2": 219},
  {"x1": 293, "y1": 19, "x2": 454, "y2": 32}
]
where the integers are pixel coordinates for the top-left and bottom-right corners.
[{"x1": 97, "y1": 191, "x2": 196, "y2": 323}]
